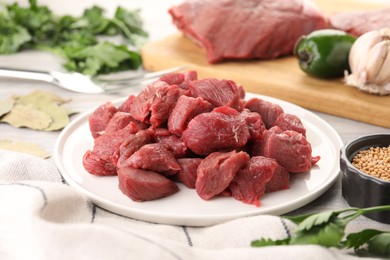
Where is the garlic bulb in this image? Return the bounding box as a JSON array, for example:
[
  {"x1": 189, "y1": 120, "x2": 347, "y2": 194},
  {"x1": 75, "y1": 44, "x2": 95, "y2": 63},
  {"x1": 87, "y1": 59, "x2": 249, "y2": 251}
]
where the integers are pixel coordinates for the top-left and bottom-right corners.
[{"x1": 345, "y1": 28, "x2": 390, "y2": 95}]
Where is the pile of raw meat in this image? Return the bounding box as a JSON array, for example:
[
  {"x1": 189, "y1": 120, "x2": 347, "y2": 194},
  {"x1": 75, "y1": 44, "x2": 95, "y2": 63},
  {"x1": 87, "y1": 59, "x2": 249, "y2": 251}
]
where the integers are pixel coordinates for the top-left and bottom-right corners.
[
  {"x1": 83, "y1": 71, "x2": 320, "y2": 207},
  {"x1": 168, "y1": 0, "x2": 388, "y2": 63}
]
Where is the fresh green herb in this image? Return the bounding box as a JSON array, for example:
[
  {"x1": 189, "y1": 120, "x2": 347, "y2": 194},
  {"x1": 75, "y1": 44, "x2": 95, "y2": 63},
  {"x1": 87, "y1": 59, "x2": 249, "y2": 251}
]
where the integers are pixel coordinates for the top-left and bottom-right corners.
[
  {"x1": 62, "y1": 42, "x2": 142, "y2": 76},
  {"x1": 0, "y1": 0, "x2": 148, "y2": 75},
  {"x1": 0, "y1": 13, "x2": 31, "y2": 53},
  {"x1": 251, "y1": 206, "x2": 390, "y2": 258}
]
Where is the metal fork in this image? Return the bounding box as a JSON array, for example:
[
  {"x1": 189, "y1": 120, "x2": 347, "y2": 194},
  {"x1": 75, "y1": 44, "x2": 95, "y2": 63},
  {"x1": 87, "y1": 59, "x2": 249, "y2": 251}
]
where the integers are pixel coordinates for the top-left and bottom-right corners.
[{"x1": 0, "y1": 66, "x2": 185, "y2": 94}]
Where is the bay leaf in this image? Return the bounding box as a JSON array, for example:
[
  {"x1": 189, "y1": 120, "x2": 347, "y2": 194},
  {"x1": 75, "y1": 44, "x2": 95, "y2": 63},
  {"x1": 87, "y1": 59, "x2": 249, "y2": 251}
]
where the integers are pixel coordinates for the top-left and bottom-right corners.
[
  {"x1": 14, "y1": 90, "x2": 71, "y2": 105},
  {"x1": 14, "y1": 90, "x2": 70, "y2": 131},
  {"x1": 0, "y1": 98, "x2": 14, "y2": 117},
  {"x1": 0, "y1": 104, "x2": 52, "y2": 130},
  {"x1": 0, "y1": 139, "x2": 50, "y2": 159},
  {"x1": 41, "y1": 100, "x2": 70, "y2": 131}
]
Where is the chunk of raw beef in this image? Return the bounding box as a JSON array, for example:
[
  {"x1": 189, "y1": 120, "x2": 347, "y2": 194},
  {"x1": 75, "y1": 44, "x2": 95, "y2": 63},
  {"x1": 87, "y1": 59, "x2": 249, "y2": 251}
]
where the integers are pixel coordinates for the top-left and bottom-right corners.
[
  {"x1": 117, "y1": 95, "x2": 136, "y2": 113},
  {"x1": 149, "y1": 84, "x2": 184, "y2": 127},
  {"x1": 189, "y1": 78, "x2": 242, "y2": 110},
  {"x1": 123, "y1": 143, "x2": 181, "y2": 175},
  {"x1": 116, "y1": 130, "x2": 153, "y2": 168},
  {"x1": 89, "y1": 102, "x2": 117, "y2": 138},
  {"x1": 330, "y1": 8, "x2": 390, "y2": 37},
  {"x1": 159, "y1": 70, "x2": 198, "y2": 89},
  {"x1": 252, "y1": 126, "x2": 282, "y2": 157},
  {"x1": 118, "y1": 167, "x2": 179, "y2": 202},
  {"x1": 265, "y1": 164, "x2": 290, "y2": 193},
  {"x1": 182, "y1": 106, "x2": 250, "y2": 155},
  {"x1": 154, "y1": 134, "x2": 189, "y2": 158},
  {"x1": 229, "y1": 156, "x2": 280, "y2": 207},
  {"x1": 104, "y1": 112, "x2": 133, "y2": 134},
  {"x1": 169, "y1": 0, "x2": 328, "y2": 63},
  {"x1": 168, "y1": 95, "x2": 214, "y2": 136},
  {"x1": 104, "y1": 112, "x2": 148, "y2": 134},
  {"x1": 240, "y1": 109, "x2": 266, "y2": 141},
  {"x1": 254, "y1": 126, "x2": 320, "y2": 173},
  {"x1": 129, "y1": 80, "x2": 169, "y2": 123},
  {"x1": 83, "y1": 124, "x2": 137, "y2": 176},
  {"x1": 176, "y1": 158, "x2": 203, "y2": 189},
  {"x1": 196, "y1": 151, "x2": 250, "y2": 200},
  {"x1": 244, "y1": 98, "x2": 284, "y2": 129},
  {"x1": 272, "y1": 113, "x2": 306, "y2": 136},
  {"x1": 82, "y1": 151, "x2": 117, "y2": 177}
]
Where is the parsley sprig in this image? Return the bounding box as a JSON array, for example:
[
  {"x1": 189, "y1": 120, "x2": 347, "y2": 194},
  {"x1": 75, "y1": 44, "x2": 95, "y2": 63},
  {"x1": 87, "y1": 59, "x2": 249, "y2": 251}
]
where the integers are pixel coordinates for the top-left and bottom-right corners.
[
  {"x1": 251, "y1": 206, "x2": 390, "y2": 258},
  {"x1": 0, "y1": 0, "x2": 148, "y2": 75}
]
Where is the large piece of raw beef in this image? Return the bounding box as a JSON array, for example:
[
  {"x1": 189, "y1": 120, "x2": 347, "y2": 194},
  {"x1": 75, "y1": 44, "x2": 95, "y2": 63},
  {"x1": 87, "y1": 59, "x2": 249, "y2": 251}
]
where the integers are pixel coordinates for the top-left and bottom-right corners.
[
  {"x1": 168, "y1": 0, "x2": 328, "y2": 63},
  {"x1": 329, "y1": 8, "x2": 390, "y2": 36}
]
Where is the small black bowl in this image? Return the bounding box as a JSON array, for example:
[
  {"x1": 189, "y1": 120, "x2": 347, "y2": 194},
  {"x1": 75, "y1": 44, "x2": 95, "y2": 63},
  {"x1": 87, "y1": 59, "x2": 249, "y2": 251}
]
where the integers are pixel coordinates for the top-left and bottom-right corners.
[{"x1": 340, "y1": 134, "x2": 390, "y2": 224}]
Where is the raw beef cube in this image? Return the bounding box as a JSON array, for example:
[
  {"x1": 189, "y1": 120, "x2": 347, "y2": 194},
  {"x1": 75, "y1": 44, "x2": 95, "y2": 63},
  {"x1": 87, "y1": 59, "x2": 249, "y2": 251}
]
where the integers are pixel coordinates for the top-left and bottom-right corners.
[
  {"x1": 159, "y1": 70, "x2": 198, "y2": 89},
  {"x1": 182, "y1": 106, "x2": 250, "y2": 155},
  {"x1": 196, "y1": 151, "x2": 250, "y2": 200},
  {"x1": 82, "y1": 150, "x2": 117, "y2": 176},
  {"x1": 104, "y1": 112, "x2": 136, "y2": 134},
  {"x1": 240, "y1": 109, "x2": 266, "y2": 141},
  {"x1": 117, "y1": 95, "x2": 136, "y2": 113},
  {"x1": 168, "y1": 95, "x2": 214, "y2": 136},
  {"x1": 129, "y1": 80, "x2": 169, "y2": 123},
  {"x1": 244, "y1": 98, "x2": 284, "y2": 129},
  {"x1": 229, "y1": 156, "x2": 278, "y2": 207},
  {"x1": 155, "y1": 134, "x2": 188, "y2": 158},
  {"x1": 189, "y1": 78, "x2": 242, "y2": 110},
  {"x1": 272, "y1": 113, "x2": 306, "y2": 136},
  {"x1": 180, "y1": 70, "x2": 198, "y2": 89},
  {"x1": 116, "y1": 130, "x2": 153, "y2": 168},
  {"x1": 83, "y1": 124, "x2": 137, "y2": 176},
  {"x1": 237, "y1": 85, "x2": 245, "y2": 99},
  {"x1": 124, "y1": 143, "x2": 181, "y2": 175},
  {"x1": 252, "y1": 126, "x2": 283, "y2": 157},
  {"x1": 176, "y1": 158, "x2": 203, "y2": 189},
  {"x1": 159, "y1": 72, "x2": 185, "y2": 85},
  {"x1": 169, "y1": 0, "x2": 327, "y2": 63},
  {"x1": 255, "y1": 127, "x2": 320, "y2": 173},
  {"x1": 265, "y1": 164, "x2": 290, "y2": 193},
  {"x1": 118, "y1": 167, "x2": 179, "y2": 202},
  {"x1": 150, "y1": 84, "x2": 183, "y2": 127},
  {"x1": 89, "y1": 102, "x2": 117, "y2": 138},
  {"x1": 330, "y1": 8, "x2": 390, "y2": 37}
]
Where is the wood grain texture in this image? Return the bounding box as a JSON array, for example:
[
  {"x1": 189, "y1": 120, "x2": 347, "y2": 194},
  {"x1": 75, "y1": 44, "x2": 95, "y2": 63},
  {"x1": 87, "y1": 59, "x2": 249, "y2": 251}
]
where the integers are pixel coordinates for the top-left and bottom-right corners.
[{"x1": 141, "y1": 0, "x2": 390, "y2": 128}]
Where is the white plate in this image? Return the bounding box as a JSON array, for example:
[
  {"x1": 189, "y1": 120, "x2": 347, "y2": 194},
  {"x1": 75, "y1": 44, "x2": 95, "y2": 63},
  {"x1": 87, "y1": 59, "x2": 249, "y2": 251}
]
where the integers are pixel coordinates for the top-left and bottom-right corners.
[{"x1": 54, "y1": 93, "x2": 343, "y2": 226}]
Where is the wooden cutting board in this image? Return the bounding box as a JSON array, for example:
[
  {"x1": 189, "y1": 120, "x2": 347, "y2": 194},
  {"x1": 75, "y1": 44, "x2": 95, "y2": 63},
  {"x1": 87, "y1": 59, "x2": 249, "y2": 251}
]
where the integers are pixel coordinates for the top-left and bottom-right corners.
[{"x1": 141, "y1": 0, "x2": 390, "y2": 128}]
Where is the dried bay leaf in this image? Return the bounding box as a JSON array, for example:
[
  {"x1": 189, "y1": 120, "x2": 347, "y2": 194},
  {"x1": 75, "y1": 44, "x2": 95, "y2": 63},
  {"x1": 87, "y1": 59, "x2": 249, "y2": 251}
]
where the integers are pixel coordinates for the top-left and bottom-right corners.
[
  {"x1": 0, "y1": 98, "x2": 14, "y2": 117},
  {"x1": 14, "y1": 90, "x2": 71, "y2": 105},
  {"x1": 0, "y1": 139, "x2": 50, "y2": 159},
  {"x1": 1, "y1": 90, "x2": 73, "y2": 131},
  {"x1": 1, "y1": 104, "x2": 52, "y2": 130},
  {"x1": 13, "y1": 90, "x2": 71, "y2": 131},
  {"x1": 40, "y1": 100, "x2": 70, "y2": 131}
]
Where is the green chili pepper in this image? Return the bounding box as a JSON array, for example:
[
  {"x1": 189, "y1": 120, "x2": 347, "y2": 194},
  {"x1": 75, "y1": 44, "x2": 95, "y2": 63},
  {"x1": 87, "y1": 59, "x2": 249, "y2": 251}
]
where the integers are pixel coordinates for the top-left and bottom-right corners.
[{"x1": 294, "y1": 29, "x2": 356, "y2": 79}]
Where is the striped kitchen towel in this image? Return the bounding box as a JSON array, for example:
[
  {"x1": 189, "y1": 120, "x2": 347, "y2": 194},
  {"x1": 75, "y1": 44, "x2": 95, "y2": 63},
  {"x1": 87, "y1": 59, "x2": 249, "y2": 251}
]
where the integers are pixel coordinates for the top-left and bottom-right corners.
[{"x1": 0, "y1": 150, "x2": 374, "y2": 260}]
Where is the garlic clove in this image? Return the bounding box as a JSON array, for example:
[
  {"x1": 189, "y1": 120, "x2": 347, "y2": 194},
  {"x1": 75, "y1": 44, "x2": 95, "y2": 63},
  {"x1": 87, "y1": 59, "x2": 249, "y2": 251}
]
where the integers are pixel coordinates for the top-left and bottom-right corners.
[
  {"x1": 349, "y1": 30, "x2": 382, "y2": 75},
  {"x1": 379, "y1": 28, "x2": 390, "y2": 38},
  {"x1": 373, "y1": 42, "x2": 390, "y2": 85},
  {"x1": 345, "y1": 28, "x2": 390, "y2": 95},
  {"x1": 365, "y1": 40, "x2": 388, "y2": 84}
]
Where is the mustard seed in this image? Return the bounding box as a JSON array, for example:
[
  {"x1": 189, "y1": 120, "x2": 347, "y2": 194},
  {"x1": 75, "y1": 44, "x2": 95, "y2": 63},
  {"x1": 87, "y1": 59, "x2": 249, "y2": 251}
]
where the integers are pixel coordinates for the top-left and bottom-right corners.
[{"x1": 351, "y1": 145, "x2": 390, "y2": 181}]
